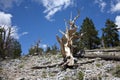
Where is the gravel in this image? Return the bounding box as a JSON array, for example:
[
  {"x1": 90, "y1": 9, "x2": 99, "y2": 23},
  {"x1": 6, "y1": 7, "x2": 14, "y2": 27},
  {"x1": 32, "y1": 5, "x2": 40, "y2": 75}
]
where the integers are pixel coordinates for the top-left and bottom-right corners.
[{"x1": 0, "y1": 54, "x2": 120, "y2": 80}]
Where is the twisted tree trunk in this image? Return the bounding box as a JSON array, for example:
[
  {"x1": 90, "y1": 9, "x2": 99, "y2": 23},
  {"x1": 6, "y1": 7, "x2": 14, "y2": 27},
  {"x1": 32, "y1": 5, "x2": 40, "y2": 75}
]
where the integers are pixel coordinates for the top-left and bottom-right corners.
[{"x1": 56, "y1": 11, "x2": 82, "y2": 67}]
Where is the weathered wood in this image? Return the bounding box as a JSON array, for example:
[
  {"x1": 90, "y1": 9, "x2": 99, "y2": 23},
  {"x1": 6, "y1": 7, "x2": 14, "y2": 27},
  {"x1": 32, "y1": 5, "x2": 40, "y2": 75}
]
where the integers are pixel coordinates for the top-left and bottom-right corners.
[
  {"x1": 31, "y1": 59, "x2": 98, "y2": 69},
  {"x1": 31, "y1": 62, "x2": 64, "y2": 69},
  {"x1": 56, "y1": 12, "x2": 81, "y2": 67},
  {"x1": 85, "y1": 49, "x2": 120, "y2": 52},
  {"x1": 83, "y1": 54, "x2": 120, "y2": 61}
]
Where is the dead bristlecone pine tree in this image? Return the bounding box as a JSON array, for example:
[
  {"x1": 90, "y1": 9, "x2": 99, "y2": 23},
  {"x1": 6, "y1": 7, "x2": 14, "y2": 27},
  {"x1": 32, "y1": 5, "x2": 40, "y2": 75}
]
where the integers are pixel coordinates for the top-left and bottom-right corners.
[{"x1": 56, "y1": 11, "x2": 84, "y2": 69}]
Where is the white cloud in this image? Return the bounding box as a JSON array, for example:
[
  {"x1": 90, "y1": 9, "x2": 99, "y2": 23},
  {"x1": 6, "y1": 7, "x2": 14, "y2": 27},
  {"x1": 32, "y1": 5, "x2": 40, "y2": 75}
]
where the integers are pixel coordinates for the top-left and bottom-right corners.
[
  {"x1": 10, "y1": 26, "x2": 19, "y2": 39},
  {"x1": 0, "y1": 0, "x2": 23, "y2": 10},
  {"x1": 45, "y1": 7, "x2": 61, "y2": 21},
  {"x1": 0, "y1": 12, "x2": 12, "y2": 26},
  {"x1": 19, "y1": 32, "x2": 29, "y2": 38},
  {"x1": 40, "y1": 44, "x2": 48, "y2": 51},
  {"x1": 34, "y1": 0, "x2": 74, "y2": 21},
  {"x1": 0, "y1": 25, "x2": 19, "y2": 39},
  {"x1": 111, "y1": 0, "x2": 120, "y2": 13},
  {"x1": 0, "y1": 11, "x2": 19, "y2": 39},
  {"x1": 95, "y1": 0, "x2": 107, "y2": 12},
  {"x1": 42, "y1": 44, "x2": 48, "y2": 49},
  {"x1": 115, "y1": 15, "x2": 120, "y2": 31},
  {"x1": 21, "y1": 32, "x2": 29, "y2": 35}
]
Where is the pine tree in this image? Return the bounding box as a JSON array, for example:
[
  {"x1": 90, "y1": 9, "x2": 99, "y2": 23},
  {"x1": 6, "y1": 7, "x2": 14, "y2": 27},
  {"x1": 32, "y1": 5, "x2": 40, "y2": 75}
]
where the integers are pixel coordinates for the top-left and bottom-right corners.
[
  {"x1": 29, "y1": 47, "x2": 43, "y2": 55},
  {"x1": 0, "y1": 26, "x2": 21, "y2": 59},
  {"x1": 79, "y1": 17, "x2": 100, "y2": 49},
  {"x1": 102, "y1": 19, "x2": 119, "y2": 48},
  {"x1": 29, "y1": 40, "x2": 43, "y2": 55},
  {"x1": 50, "y1": 44, "x2": 58, "y2": 54},
  {"x1": 45, "y1": 46, "x2": 51, "y2": 53},
  {"x1": 8, "y1": 38, "x2": 22, "y2": 58}
]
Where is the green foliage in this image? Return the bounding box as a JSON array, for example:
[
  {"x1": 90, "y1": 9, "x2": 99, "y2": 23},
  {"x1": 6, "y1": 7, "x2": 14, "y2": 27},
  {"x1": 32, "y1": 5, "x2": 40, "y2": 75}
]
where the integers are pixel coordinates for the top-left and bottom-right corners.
[
  {"x1": 77, "y1": 71, "x2": 84, "y2": 80},
  {"x1": 45, "y1": 44, "x2": 58, "y2": 55},
  {"x1": 113, "y1": 65, "x2": 120, "y2": 77},
  {"x1": 0, "y1": 26, "x2": 21, "y2": 59},
  {"x1": 102, "y1": 19, "x2": 120, "y2": 48},
  {"x1": 62, "y1": 76, "x2": 70, "y2": 80},
  {"x1": 96, "y1": 63, "x2": 101, "y2": 67},
  {"x1": 3, "y1": 38, "x2": 22, "y2": 59},
  {"x1": 4, "y1": 38, "x2": 22, "y2": 59},
  {"x1": 18, "y1": 64, "x2": 24, "y2": 68},
  {"x1": 45, "y1": 46, "x2": 51, "y2": 53},
  {"x1": 41, "y1": 71, "x2": 47, "y2": 78},
  {"x1": 29, "y1": 40, "x2": 43, "y2": 55},
  {"x1": 72, "y1": 32, "x2": 83, "y2": 54},
  {"x1": 78, "y1": 17, "x2": 100, "y2": 49},
  {"x1": 11, "y1": 39, "x2": 22, "y2": 58},
  {"x1": 29, "y1": 47, "x2": 43, "y2": 55},
  {"x1": 50, "y1": 44, "x2": 58, "y2": 54},
  {"x1": 29, "y1": 47, "x2": 36, "y2": 55},
  {"x1": 0, "y1": 67, "x2": 3, "y2": 72}
]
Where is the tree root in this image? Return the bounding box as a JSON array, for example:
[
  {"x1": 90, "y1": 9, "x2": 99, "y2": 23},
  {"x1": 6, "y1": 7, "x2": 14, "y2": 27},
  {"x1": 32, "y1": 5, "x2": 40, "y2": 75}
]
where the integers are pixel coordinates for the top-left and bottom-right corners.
[{"x1": 31, "y1": 59, "x2": 99, "y2": 69}]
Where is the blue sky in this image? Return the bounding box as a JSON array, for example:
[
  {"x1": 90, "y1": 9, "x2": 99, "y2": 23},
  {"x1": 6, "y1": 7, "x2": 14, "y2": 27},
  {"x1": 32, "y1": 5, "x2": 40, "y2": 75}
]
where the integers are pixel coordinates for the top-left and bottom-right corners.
[{"x1": 0, "y1": 0, "x2": 120, "y2": 54}]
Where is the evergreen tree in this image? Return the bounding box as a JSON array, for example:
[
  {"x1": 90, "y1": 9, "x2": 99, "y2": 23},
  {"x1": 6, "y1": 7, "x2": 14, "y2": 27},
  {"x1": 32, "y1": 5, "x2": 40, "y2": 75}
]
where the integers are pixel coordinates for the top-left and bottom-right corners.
[
  {"x1": 29, "y1": 47, "x2": 43, "y2": 55},
  {"x1": 102, "y1": 19, "x2": 119, "y2": 48},
  {"x1": 51, "y1": 44, "x2": 58, "y2": 51},
  {"x1": 0, "y1": 26, "x2": 21, "y2": 59},
  {"x1": 50, "y1": 44, "x2": 58, "y2": 54},
  {"x1": 9, "y1": 38, "x2": 22, "y2": 58},
  {"x1": 29, "y1": 40, "x2": 43, "y2": 55},
  {"x1": 79, "y1": 17, "x2": 100, "y2": 49},
  {"x1": 45, "y1": 46, "x2": 51, "y2": 53},
  {"x1": 45, "y1": 44, "x2": 58, "y2": 55}
]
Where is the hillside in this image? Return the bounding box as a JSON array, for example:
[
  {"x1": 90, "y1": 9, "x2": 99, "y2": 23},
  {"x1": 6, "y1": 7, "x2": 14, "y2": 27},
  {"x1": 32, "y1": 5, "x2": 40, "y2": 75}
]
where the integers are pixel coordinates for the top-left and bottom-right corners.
[{"x1": 0, "y1": 51, "x2": 120, "y2": 80}]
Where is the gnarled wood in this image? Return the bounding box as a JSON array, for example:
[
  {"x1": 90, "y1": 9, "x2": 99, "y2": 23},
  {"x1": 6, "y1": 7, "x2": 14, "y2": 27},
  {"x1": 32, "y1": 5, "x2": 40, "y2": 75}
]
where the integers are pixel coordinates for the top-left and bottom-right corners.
[
  {"x1": 83, "y1": 54, "x2": 120, "y2": 61},
  {"x1": 31, "y1": 59, "x2": 98, "y2": 69},
  {"x1": 56, "y1": 11, "x2": 82, "y2": 67}
]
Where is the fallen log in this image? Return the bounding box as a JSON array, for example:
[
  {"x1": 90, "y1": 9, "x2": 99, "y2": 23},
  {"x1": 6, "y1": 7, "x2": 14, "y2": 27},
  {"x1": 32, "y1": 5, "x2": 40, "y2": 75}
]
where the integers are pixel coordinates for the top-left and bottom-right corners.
[
  {"x1": 31, "y1": 59, "x2": 99, "y2": 69},
  {"x1": 83, "y1": 54, "x2": 120, "y2": 61},
  {"x1": 31, "y1": 62, "x2": 64, "y2": 69},
  {"x1": 85, "y1": 49, "x2": 120, "y2": 52}
]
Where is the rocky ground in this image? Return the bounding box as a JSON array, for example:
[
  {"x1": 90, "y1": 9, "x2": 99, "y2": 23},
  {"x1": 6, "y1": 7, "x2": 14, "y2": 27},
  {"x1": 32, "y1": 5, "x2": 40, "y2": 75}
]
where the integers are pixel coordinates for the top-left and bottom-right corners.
[{"x1": 0, "y1": 52, "x2": 120, "y2": 80}]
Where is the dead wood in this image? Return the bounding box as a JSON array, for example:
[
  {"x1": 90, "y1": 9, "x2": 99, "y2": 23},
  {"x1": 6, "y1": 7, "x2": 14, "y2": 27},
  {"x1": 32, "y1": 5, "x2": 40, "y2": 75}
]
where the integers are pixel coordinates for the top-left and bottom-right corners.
[
  {"x1": 31, "y1": 62, "x2": 64, "y2": 69},
  {"x1": 56, "y1": 11, "x2": 82, "y2": 67},
  {"x1": 31, "y1": 59, "x2": 98, "y2": 69},
  {"x1": 83, "y1": 54, "x2": 120, "y2": 61},
  {"x1": 85, "y1": 49, "x2": 120, "y2": 52}
]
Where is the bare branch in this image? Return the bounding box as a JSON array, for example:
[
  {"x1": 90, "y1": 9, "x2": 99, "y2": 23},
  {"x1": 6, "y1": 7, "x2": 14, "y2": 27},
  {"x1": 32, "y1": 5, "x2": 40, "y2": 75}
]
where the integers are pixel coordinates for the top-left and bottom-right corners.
[
  {"x1": 70, "y1": 11, "x2": 72, "y2": 21},
  {"x1": 72, "y1": 10, "x2": 80, "y2": 23},
  {"x1": 59, "y1": 29, "x2": 65, "y2": 35}
]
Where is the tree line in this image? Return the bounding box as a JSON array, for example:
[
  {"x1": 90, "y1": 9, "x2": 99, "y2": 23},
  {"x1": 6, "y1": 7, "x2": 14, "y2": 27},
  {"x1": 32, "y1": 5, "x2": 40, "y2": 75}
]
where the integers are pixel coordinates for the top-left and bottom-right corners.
[
  {"x1": 0, "y1": 26, "x2": 21, "y2": 59},
  {"x1": 28, "y1": 40, "x2": 58, "y2": 56},
  {"x1": 73, "y1": 17, "x2": 119, "y2": 54},
  {"x1": 29, "y1": 17, "x2": 120, "y2": 55},
  {"x1": 0, "y1": 17, "x2": 120, "y2": 59}
]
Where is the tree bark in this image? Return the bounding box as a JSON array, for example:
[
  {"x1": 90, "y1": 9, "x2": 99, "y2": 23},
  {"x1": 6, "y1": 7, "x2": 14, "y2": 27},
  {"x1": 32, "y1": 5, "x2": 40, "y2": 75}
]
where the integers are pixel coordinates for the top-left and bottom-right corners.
[
  {"x1": 31, "y1": 59, "x2": 98, "y2": 69},
  {"x1": 82, "y1": 54, "x2": 120, "y2": 61},
  {"x1": 56, "y1": 11, "x2": 81, "y2": 67}
]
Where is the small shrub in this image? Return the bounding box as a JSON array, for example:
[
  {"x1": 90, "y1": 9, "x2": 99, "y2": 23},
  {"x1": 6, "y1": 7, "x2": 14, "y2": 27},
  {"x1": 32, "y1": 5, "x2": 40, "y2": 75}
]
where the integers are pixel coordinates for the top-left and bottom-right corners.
[
  {"x1": 57, "y1": 54, "x2": 62, "y2": 58},
  {"x1": 49, "y1": 73, "x2": 55, "y2": 77},
  {"x1": 62, "y1": 76, "x2": 70, "y2": 80},
  {"x1": 77, "y1": 71, "x2": 84, "y2": 80},
  {"x1": 98, "y1": 74, "x2": 102, "y2": 80},
  {"x1": 18, "y1": 64, "x2": 24, "y2": 68},
  {"x1": 96, "y1": 63, "x2": 101, "y2": 67},
  {"x1": 42, "y1": 71, "x2": 47, "y2": 78},
  {"x1": 0, "y1": 67, "x2": 3, "y2": 72},
  {"x1": 113, "y1": 65, "x2": 120, "y2": 78},
  {"x1": 104, "y1": 52, "x2": 109, "y2": 55},
  {"x1": 116, "y1": 47, "x2": 120, "y2": 50}
]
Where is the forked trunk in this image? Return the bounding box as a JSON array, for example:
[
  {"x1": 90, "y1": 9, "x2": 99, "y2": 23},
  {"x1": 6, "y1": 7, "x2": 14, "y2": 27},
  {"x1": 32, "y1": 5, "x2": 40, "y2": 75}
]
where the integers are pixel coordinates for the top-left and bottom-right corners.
[{"x1": 56, "y1": 11, "x2": 81, "y2": 67}]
